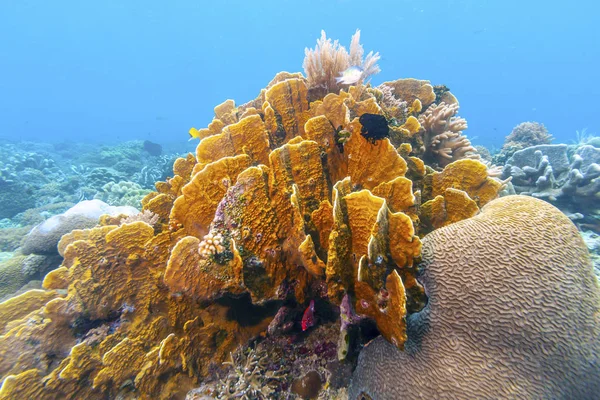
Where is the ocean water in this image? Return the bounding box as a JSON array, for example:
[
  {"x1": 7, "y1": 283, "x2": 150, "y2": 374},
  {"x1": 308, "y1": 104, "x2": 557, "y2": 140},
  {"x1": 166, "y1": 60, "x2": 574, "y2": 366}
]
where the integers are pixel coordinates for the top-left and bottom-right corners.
[
  {"x1": 0, "y1": 1, "x2": 599, "y2": 399},
  {"x1": 1, "y1": 0, "x2": 598, "y2": 148}
]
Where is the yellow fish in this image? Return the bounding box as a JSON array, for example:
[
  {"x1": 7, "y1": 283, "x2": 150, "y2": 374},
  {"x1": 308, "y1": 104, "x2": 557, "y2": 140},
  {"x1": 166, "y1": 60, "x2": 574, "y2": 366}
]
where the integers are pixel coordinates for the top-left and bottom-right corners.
[{"x1": 188, "y1": 127, "x2": 201, "y2": 141}]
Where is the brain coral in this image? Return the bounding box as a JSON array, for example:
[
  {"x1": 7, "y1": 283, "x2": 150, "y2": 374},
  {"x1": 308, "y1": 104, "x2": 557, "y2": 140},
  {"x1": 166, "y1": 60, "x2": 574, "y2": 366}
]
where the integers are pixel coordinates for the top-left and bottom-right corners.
[{"x1": 350, "y1": 195, "x2": 600, "y2": 400}]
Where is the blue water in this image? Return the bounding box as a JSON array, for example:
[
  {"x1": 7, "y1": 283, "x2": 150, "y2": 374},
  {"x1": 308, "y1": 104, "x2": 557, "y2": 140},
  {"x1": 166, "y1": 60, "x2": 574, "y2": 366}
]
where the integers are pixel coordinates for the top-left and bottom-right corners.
[{"x1": 0, "y1": 0, "x2": 598, "y2": 149}]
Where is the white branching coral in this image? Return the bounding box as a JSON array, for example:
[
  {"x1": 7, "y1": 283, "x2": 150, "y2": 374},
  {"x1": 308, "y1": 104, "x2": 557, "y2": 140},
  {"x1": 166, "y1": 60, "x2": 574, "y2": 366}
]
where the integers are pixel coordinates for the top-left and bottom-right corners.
[
  {"x1": 198, "y1": 231, "x2": 225, "y2": 258},
  {"x1": 303, "y1": 29, "x2": 380, "y2": 93}
]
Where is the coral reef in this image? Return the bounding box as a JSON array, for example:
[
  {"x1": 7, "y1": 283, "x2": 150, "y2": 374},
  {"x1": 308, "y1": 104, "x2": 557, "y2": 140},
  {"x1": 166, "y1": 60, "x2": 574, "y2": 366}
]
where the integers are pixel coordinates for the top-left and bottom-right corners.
[
  {"x1": 418, "y1": 102, "x2": 478, "y2": 167},
  {"x1": 501, "y1": 144, "x2": 600, "y2": 218},
  {"x1": 0, "y1": 289, "x2": 59, "y2": 331},
  {"x1": 93, "y1": 181, "x2": 151, "y2": 208},
  {"x1": 572, "y1": 128, "x2": 600, "y2": 148},
  {"x1": 0, "y1": 251, "x2": 57, "y2": 302},
  {"x1": 0, "y1": 182, "x2": 36, "y2": 219},
  {"x1": 0, "y1": 34, "x2": 508, "y2": 399},
  {"x1": 580, "y1": 230, "x2": 600, "y2": 279},
  {"x1": 20, "y1": 254, "x2": 62, "y2": 280},
  {"x1": 0, "y1": 253, "x2": 12, "y2": 263},
  {"x1": 187, "y1": 345, "x2": 287, "y2": 399},
  {"x1": 187, "y1": 322, "x2": 349, "y2": 400},
  {"x1": 369, "y1": 79, "x2": 480, "y2": 170},
  {"x1": 494, "y1": 121, "x2": 553, "y2": 164},
  {"x1": 419, "y1": 159, "x2": 507, "y2": 232},
  {"x1": 0, "y1": 226, "x2": 28, "y2": 252},
  {"x1": 0, "y1": 255, "x2": 28, "y2": 300},
  {"x1": 0, "y1": 140, "x2": 183, "y2": 225},
  {"x1": 505, "y1": 121, "x2": 553, "y2": 149},
  {"x1": 350, "y1": 195, "x2": 600, "y2": 399}
]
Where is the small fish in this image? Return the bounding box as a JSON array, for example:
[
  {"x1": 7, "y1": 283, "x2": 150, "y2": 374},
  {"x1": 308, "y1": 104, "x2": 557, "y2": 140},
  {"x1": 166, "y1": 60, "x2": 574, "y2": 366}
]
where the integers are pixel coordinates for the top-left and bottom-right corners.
[
  {"x1": 336, "y1": 66, "x2": 364, "y2": 85},
  {"x1": 188, "y1": 127, "x2": 201, "y2": 141},
  {"x1": 301, "y1": 300, "x2": 316, "y2": 331}
]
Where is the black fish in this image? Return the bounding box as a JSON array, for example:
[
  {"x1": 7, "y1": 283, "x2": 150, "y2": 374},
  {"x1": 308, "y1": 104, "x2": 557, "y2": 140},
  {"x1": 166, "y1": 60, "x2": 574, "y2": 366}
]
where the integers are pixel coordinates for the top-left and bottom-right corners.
[
  {"x1": 143, "y1": 140, "x2": 163, "y2": 156},
  {"x1": 359, "y1": 113, "x2": 389, "y2": 143}
]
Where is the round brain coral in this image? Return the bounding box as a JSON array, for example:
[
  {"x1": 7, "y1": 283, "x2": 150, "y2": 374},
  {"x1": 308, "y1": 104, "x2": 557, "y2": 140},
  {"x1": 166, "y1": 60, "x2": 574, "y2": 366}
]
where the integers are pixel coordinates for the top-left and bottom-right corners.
[{"x1": 350, "y1": 195, "x2": 600, "y2": 400}]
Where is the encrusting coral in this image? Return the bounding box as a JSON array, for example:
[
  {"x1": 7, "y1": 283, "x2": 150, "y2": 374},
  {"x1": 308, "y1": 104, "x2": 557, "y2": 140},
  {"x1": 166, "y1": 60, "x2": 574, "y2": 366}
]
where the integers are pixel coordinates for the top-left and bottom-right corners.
[
  {"x1": 0, "y1": 32, "x2": 507, "y2": 399},
  {"x1": 93, "y1": 180, "x2": 151, "y2": 208},
  {"x1": 350, "y1": 195, "x2": 600, "y2": 399},
  {"x1": 0, "y1": 255, "x2": 29, "y2": 300}
]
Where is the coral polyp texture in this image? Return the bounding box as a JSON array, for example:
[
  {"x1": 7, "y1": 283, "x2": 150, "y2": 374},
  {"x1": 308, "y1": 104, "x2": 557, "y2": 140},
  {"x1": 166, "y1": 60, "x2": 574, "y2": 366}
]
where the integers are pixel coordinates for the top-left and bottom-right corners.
[
  {"x1": 0, "y1": 34, "x2": 509, "y2": 399},
  {"x1": 350, "y1": 195, "x2": 600, "y2": 400}
]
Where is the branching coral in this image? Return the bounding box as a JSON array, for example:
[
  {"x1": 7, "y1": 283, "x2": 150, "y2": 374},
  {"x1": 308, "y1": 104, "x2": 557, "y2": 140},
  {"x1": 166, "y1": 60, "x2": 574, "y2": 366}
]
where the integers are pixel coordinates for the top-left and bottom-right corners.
[
  {"x1": 303, "y1": 30, "x2": 380, "y2": 95},
  {"x1": 502, "y1": 144, "x2": 600, "y2": 214},
  {"x1": 502, "y1": 121, "x2": 553, "y2": 153}
]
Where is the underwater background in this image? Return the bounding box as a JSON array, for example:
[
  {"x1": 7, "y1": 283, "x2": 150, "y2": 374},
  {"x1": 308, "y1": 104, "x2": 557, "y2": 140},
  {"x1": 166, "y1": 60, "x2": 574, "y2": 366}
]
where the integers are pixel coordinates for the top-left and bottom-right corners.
[
  {"x1": 1, "y1": 1, "x2": 599, "y2": 399},
  {"x1": 1, "y1": 0, "x2": 599, "y2": 148}
]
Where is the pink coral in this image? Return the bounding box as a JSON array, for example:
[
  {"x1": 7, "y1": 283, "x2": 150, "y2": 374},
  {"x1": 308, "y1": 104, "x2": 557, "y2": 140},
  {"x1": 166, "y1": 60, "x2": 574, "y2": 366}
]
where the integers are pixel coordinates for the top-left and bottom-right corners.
[{"x1": 418, "y1": 102, "x2": 478, "y2": 167}]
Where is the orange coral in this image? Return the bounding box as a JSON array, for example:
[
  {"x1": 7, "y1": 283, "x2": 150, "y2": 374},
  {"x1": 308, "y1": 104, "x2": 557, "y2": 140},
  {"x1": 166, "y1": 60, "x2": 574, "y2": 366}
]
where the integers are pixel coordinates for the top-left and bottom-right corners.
[
  {"x1": 0, "y1": 54, "x2": 514, "y2": 397},
  {"x1": 263, "y1": 79, "x2": 310, "y2": 146},
  {"x1": 427, "y1": 159, "x2": 502, "y2": 207},
  {"x1": 355, "y1": 270, "x2": 407, "y2": 349},
  {"x1": 420, "y1": 188, "x2": 480, "y2": 231},
  {"x1": 170, "y1": 154, "x2": 252, "y2": 238},
  {"x1": 417, "y1": 159, "x2": 503, "y2": 234},
  {"x1": 303, "y1": 115, "x2": 347, "y2": 184},
  {"x1": 401, "y1": 115, "x2": 421, "y2": 136},
  {"x1": 372, "y1": 176, "x2": 415, "y2": 213},
  {"x1": 0, "y1": 289, "x2": 59, "y2": 332},
  {"x1": 164, "y1": 236, "x2": 244, "y2": 299},
  {"x1": 141, "y1": 192, "x2": 174, "y2": 223},
  {"x1": 196, "y1": 114, "x2": 271, "y2": 168},
  {"x1": 326, "y1": 187, "x2": 422, "y2": 338},
  {"x1": 344, "y1": 126, "x2": 407, "y2": 190},
  {"x1": 380, "y1": 78, "x2": 436, "y2": 107}
]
